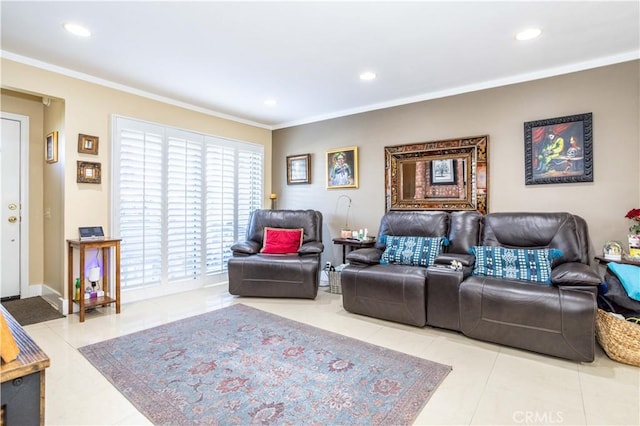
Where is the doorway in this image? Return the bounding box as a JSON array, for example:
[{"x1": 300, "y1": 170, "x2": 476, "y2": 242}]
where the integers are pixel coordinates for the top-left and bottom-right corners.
[{"x1": 1, "y1": 112, "x2": 29, "y2": 299}]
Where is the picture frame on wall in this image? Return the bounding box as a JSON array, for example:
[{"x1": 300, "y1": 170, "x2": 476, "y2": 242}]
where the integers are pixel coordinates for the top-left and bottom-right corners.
[
  {"x1": 45, "y1": 131, "x2": 58, "y2": 163},
  {"x1": 524, "y1": 112, "x2": 593, "y2": 185},
  {"x1": 78, "y1": 134, "x2": 99, "y2": 155},
  {"x1": 430, "y1": 159, "x2": 457, "y2": 185},
  {"x1": 286, "y1": 153, "x2": 311, "y2": 184},
  {"x1": 326, "y1": 146, "x2": 358, "y2": 189},
  {"x1": 77, "y1": 161, "x2": 102, "y2": 184}
]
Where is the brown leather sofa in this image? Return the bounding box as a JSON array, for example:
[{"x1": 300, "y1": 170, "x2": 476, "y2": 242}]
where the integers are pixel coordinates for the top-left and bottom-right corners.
[
  {"x1": 341, "y1": 211, "x2": 601, "y2": 362},
  {"x1": 228, "y1": 209, "x2": 324, "y2": 299}
]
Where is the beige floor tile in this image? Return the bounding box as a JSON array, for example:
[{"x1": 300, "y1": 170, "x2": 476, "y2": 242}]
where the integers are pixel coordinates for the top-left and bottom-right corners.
[{"x1": 16, "y1": 283, "x2": 637, "y2": 425}]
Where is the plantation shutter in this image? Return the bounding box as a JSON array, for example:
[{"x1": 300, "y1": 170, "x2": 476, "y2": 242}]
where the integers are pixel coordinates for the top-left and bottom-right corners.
[
  {"x1": 116, "y1": 123, "x2": 163, "y2": 288},
  {"x1": 112, "y1": 116, "x2": 264, "y2": 291}
]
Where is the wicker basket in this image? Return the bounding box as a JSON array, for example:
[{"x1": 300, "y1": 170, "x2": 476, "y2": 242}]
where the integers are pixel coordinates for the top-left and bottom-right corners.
[
  {"x1": 328, "y1": 270, "x2": 342, "y2": 294},
  {"x1": 595, "y1": 309, "x2": 640, "y2": 367}
]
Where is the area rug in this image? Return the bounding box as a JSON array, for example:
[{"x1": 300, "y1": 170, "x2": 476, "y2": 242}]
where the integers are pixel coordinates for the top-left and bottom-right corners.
[
  {"x1": 79, "y1": 304, "x2": 451, "y2": 425},
  {"x1": 1, "y1": 296, "x2": 64, "y2": 326}
]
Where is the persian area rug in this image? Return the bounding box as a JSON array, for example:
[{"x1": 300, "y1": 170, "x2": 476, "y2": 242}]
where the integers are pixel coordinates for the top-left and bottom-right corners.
[{"x1": 79, "y1": 304, "x2": 451, "y2": 425}]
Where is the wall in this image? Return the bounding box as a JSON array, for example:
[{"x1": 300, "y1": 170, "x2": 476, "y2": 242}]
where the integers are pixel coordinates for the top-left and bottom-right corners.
[
  {"x1": 2, "y1": 58, "x2": 272, "y2": 298},
  {"x1": 273, "y1": 61, "x2": 640, "y2": 266}
]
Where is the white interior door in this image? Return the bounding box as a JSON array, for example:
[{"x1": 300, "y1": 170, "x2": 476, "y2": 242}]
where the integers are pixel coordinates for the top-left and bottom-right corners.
[{"x1": 1, "y1": 114, "x2": 27, "y2": 299}]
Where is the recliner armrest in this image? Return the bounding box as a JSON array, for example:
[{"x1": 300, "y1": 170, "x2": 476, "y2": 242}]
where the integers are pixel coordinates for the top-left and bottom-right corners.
[
  {"x1": 551, "y1": 262, "x2": 601, "y2": 286},
  {"x1": 298, "y1": 241, "x2": 324, "y2": 255},
  {"x1": 346, "y1": 248, "x2": 383, "y2": 265},
  {"x1": 230, "y1": 240, "x2": 261, "y2": 255}
]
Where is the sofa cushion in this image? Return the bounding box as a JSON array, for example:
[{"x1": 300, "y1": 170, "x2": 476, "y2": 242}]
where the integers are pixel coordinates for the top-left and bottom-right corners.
[
  {"x1": 470, "y1": 246, "x2": 562, "y2": 283},
  {"x1": 380, "y1": 236, "x2": 447, "y2": 267},
  {"x1": 260, "y1": 227, "x2": 303, "y2": 254}
]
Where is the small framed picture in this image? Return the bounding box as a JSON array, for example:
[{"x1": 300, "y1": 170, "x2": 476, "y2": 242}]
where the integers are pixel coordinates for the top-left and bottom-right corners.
[
  {"x1": 45, "y1": 131, "x2": 58, "y2": 163},
  {"x1": 78, "y1": 134, "x2": 99, "y2": 155},
  {"x1": 77, "y1": 161, "x2": 102, "y2": 184},
  {"x1": 430, "y1": 159, "x2": 457, "y2": 185},
  {"x1": 286, "y1": 154, "x2": 311, "y2": 184},
  {"x1": 524, "y1": 112, "x2": 593, "y2": 185},
  {"x1": 326, "y1": 146, "x2": 358, "y2": 189}
]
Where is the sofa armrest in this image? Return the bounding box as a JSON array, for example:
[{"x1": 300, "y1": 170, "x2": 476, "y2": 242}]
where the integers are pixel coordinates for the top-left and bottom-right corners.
[
  {"x1": 230, "y1": 240, "x2": 261, "y2": 256},
  {"x1": 298, "y1": 241, "x2": 324, "y2": 255},
  {"x1": 346, "y1": 248, "x2": 383, "y2": 265},
  {"x1": 434, "y1": 253, "x2": 475, "y2": 267},
  {"x1": 551, "y1": 262, "x2": 601, "y2": 286}
]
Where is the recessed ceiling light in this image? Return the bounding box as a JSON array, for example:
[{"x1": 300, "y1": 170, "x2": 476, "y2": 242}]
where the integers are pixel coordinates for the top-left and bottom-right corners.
[
  {"x1": 515, "y1": 28, "x2": 542, "y2": 41},
  {"x1": 63, "y1": 23, "x2": 91, "y2": 37},
  {"x1": 264, "y1": 99, "x2": 277, "y2": 106},
  {"x1": 359, "y1": 72, "x2": 377, "y2": 81}
]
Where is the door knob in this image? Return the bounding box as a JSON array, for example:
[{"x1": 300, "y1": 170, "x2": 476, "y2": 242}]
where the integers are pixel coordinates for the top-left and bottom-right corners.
[
  {"x1": 8, "y1": 216, "x2": 17, "y2": 223},
  {"x1": 8, "y1": 204, "x2": 17, "y2": 210}
]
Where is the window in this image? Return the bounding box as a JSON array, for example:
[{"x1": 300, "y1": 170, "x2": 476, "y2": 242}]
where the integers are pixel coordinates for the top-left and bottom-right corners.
[{"x1": 112, "y1": 116, "x2": 263, "y2": 295}]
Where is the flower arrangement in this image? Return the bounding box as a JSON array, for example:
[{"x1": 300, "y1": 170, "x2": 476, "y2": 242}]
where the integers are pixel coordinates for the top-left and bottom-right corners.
[{"x1": 626, "y1": 208, "x2": 640, "y2": 234}]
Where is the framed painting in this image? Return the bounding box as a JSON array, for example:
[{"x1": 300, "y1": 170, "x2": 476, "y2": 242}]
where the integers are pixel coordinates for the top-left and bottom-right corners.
[
  {"x1": 286, "y1": 153, "x2": 311, "y2": 184},
  {"x1": 326, "y1": 146, "x2": 358, "y2": 189},
  {"x1": 45, "y1": 131, "x2": 58, "y2": 163},
  {"x1": 78, "y1": 134, "x2": 99, "y2": 155},
  {"x1": 524, "y1": 112, "x2": 593, "y2": 185}
]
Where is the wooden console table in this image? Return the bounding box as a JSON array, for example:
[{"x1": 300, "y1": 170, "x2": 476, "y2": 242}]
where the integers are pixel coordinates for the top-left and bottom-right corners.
[
  {"x1": 1, "y1": 306, "x2": 50, "y2": 425},
  {"x1": 67, "y1": 238, "x2": 121, "y2": 322},
  {"x1": 332, "y1": 238, "x2": 376, "y2": 264}
]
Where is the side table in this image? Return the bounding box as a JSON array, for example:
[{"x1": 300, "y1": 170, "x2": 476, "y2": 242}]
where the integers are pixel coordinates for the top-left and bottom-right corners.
[
  {"x1": 67, "y1": 238, "x2": 122, "y2": 322},
  {"x1": 594, "y1": 255, "x2": 640, "y2": 266},
  {"x1": 332, "y1": 238, "x2": 376, "y2": 264}
]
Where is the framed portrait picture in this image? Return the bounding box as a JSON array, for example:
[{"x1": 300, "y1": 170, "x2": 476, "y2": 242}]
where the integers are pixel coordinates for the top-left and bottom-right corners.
[
  {"x1": 45, "y1": 131, "x2": 58, "y2": 163},
  {"x1": 326, "y1": 146, "x2": 358, "y2": 189},
  {"x1": 524, "y1": 112, "x2": 593, "y2": 185},
  {"x1": 77, "y1": 161, "x2": 102, "y2": 184},
  {"x1": 78, "y1": 134, "x2": 99, "y2": 155},
  {"x1": 286, "y1": 153, "x2": 311, "y2": 184}
]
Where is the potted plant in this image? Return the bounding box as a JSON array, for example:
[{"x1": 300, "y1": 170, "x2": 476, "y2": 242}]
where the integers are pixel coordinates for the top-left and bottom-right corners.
[{"x1": 626, "y1": 208, "x2": 640, "y2": 258}]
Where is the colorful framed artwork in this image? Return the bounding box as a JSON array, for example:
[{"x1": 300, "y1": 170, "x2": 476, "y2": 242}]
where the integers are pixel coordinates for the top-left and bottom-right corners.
[
  {"x1": 45, "y1": 131, "x2": 58, "y2": 163},
  {"x1": 326, "y1": 146, "x2": 358, "y2": 189},
  {"x1": 78, "y1": 134, "x2": 99, "y2": 155},
  {"x1": 524, "y1": 112, "x2": 593, "y2": 185},
  {"x1": 286, "y1": 153, "x2": 311, "y2": 184}
]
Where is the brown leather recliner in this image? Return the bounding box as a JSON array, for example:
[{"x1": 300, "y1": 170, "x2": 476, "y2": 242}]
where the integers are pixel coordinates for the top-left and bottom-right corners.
[
  {"x1": 228, "y1": 209, "x2": 324, "y2": 299},
  {"x1": 341, "y1": 211, "x2": 457, "y2": 326},
  {"x1": 453, "y1": 212, "x2": 600, "y2": 362}
]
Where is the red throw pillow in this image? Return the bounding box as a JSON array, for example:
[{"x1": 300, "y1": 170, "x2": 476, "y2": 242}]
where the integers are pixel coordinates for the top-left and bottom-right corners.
[{"x1": 260, "y1": 227, "x2": 304, "y2": 254}]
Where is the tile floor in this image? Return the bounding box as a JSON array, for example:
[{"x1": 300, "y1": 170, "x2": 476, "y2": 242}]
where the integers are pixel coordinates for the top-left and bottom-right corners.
[{"x1": 23, "y1": 284, "x2": 639, "y2": 425}]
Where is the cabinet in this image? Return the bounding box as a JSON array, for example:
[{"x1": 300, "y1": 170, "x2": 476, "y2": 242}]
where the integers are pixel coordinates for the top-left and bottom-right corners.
[{"x1": 67, "y1": 238, "x2": 121, "y2": 322}]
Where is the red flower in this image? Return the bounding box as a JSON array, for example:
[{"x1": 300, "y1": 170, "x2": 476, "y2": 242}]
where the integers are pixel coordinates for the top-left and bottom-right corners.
[
  {"x1": 625, "y1": 208, "x2": 640, "y2": 221},
  {"x1": 626, "y1": 208, "x2": 640, "y2": 234}
]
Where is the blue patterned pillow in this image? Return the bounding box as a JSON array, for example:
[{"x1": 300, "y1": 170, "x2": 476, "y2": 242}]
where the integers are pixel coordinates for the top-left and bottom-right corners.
[
  {"x1": 380, "y1": 236, "x2": 448, "y2": 267},
  {"x1": 470, "y1": 246, "x2": 563, "y2": 284}
]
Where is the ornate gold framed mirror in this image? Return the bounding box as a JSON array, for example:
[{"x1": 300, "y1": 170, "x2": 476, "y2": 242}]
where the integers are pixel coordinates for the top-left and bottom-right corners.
[{"x1": 385, "y1": 135, "x2": 489, "y2": 214}]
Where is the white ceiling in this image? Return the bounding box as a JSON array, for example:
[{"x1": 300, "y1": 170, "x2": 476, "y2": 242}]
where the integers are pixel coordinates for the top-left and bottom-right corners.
[{"x1": 1, "y1": 1, "x2": 639, "y2": 129}]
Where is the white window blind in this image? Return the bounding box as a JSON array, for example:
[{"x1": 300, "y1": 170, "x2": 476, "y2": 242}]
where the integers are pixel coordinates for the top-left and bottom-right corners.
[{"x1": 112, "y1": 116, "x2": 264, "y2": 292}]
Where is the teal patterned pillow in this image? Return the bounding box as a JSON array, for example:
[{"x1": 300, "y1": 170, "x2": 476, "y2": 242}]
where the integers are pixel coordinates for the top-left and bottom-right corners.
[
  {"x1": 380, "y1": 236, "x2": 448, "y2": 267},
  {"x1": 470, "y1": 246, "x2": 563, "y2": 284}
]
